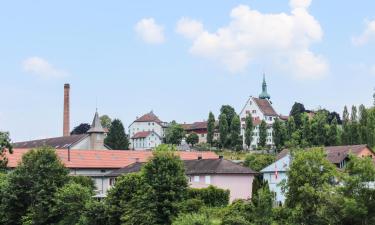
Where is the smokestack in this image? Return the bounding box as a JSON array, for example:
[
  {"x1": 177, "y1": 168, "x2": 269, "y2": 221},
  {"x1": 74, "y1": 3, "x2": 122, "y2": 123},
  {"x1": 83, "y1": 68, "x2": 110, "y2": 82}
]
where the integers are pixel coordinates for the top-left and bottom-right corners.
[{"x1": 63, "y1": 83, "x2": 70, "y2": 136}]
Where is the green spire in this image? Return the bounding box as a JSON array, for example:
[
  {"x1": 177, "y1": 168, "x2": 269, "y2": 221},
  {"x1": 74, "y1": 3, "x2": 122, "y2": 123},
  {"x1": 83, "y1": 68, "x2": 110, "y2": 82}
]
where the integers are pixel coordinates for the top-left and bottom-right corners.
[{"x1": 259, "y1": 73, "x2": 270, "y2": 100}]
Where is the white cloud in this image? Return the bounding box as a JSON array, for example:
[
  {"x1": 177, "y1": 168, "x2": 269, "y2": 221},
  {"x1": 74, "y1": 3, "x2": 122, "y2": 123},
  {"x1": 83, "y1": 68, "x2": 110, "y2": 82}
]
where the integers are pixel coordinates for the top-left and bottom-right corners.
[
  {"x1": 135, "y1": 18, "x2": 165, "y2": 44},
  {"x1": 176, "y1": 0, "x2": 328, "y2": 79},
  {"x1": 353, "y1": 19, "x2": 375, "y2": 46},
  {"x1": 22, "y1": 57, "x2": 68, "y2": 78}
]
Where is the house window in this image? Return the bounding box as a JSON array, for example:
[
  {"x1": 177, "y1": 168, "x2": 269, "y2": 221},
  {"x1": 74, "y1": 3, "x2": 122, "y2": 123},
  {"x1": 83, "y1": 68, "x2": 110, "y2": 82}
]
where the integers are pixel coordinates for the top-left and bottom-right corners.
[
  {"x1": 252, "y1": 110, "x2": 256, "y2": 113},
  {"x1": 109, "y1": 178, "x2": 116, "y2": 186},
  {"x1": 205, "y1": 176, "x2": 211, "y2": 184},
  {"x1": 201, "y1": 134, "x2": 204, "y2": 137},
  {"x1": 194, "y1": 176, "x2": 200, "y2": 182}
]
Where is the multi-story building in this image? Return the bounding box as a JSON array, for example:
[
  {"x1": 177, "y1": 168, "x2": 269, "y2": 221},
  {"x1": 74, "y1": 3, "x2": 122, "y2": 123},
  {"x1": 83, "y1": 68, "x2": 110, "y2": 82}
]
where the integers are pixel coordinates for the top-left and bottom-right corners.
[
  {"x1": 128, "y1": 111, "x2": 168, "y2": 150},
  {"x1": 239, "y1": 75, "x2": 279, "y2": 150}
]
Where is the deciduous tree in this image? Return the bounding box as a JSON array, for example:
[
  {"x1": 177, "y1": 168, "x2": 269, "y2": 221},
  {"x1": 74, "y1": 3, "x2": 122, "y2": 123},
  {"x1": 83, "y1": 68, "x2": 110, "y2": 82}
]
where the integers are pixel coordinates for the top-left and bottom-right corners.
[
  {"x1": 165, "y1": 121, "x2": 186, "y2": 145},
  {"x1": 219, "y1": 113, "x2": 228, "y2": 148},
  {"x1": 207, "y1": 112, "x2": 215, "y2": 145},
  {"x1": 186, "y1": 133, "x2": 199, "y2": 147},
  {"x1": 0, "y1": 131, "x2": 12, "y2": 171},
  {"x1": 70, "y1": 123, "x2": 91, "y2": 135},
  {"x1": 230, "y1": 115, "x2": 242, "y2": 150},
  {"x1": 258, "y1": 120, "x2": 267, "y2": 149},
  {"x1": 100, "y1": 114, "x2": 112, "y2": 129}
]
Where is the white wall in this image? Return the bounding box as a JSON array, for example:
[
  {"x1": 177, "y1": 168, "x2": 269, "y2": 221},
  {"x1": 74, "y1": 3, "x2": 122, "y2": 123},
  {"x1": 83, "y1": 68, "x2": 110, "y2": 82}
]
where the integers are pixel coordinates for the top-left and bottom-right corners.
[{"x1": 129, "y1": 121, "x2": 164, "y2": 150}]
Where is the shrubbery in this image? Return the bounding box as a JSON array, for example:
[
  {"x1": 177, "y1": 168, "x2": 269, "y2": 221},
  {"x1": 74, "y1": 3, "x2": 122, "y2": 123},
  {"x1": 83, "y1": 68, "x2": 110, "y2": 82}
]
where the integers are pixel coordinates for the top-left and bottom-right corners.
[{"x1": 187, "y1": 185, "x2": 230, "y2": 207}]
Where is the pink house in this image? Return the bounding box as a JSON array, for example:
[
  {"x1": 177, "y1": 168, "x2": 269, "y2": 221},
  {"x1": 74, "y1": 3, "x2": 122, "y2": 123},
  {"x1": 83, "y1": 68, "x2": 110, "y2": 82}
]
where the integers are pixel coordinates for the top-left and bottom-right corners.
[{"x1": 108, "y1": 157, "x2": 258, "y2": 202}]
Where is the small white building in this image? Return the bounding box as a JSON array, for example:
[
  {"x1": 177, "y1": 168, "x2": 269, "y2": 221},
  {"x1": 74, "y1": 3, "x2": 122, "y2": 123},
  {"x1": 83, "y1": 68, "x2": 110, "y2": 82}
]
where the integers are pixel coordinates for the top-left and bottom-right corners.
[
  {"x1": 239, "y1": 75, "x2": 278, "y2": 150},
  {"x1": 128, "y1": 111, "x2": 167, "y2": 150}
]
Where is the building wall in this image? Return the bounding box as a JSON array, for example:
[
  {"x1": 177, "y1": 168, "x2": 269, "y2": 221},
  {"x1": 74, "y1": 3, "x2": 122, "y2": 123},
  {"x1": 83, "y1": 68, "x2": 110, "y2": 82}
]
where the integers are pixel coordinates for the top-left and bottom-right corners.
[
  {"x1": 69, "y1": 168, "x2": 115, "y2": 195},
  {"x1": 263, "y1": 171, "x2": 287, "y2": 204},
  {"x1": 129, "y1": 122, "x2": 164, "y2": 150},
  {"x1": 188, "y1": 174, "x2": 254, "y2": 202},
  {"x1": 131, "y1": 134, "x2": 162, "y2": 150},
  {"x1": 72, "y1": 134, "x2": 109, "y2": 150}
]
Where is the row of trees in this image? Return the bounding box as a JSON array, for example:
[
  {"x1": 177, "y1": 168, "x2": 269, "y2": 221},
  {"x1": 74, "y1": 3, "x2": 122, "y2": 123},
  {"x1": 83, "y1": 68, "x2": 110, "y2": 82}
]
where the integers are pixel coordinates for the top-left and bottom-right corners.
[{"x1": 273, "y1": 102, "x2": 375, "y2": 152}]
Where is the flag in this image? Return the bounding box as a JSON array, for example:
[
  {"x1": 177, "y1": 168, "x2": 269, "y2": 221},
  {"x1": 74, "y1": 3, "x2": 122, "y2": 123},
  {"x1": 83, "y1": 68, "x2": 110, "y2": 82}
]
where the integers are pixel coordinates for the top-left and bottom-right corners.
[{"x1": 274, "y1": 163, "x2": 278, "y2": 180}]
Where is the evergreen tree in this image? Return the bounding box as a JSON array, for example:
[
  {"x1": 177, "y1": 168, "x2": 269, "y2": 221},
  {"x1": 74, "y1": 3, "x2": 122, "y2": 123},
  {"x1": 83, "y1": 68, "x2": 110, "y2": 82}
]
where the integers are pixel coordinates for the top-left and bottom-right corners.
[
  {"x1": 272, "y1": 118, "x2": 286, "y2": 151},
  {"x1": 300, "y1": 113, "x2": 312, "y2": 146},
  {"x1": 186, "y1": 133, "x2": 199, "y2": 146},
  {"x1": 289, "y1": 102, "x2": 306, "y2": 129},
  {"x1": 245, "y1": 115, "x2": 254, "y2": 150},
  {"x1": 105, "y1": 119, "x2": 129, "y2": 150},
  {"x1": 165, "y1": 121, "x2": 186, "y2": 145},
  {"x1": 219, "y1": 113, "x2": 228, "y2": 148},
  {"x1": 258, "y1": 120, "x2": 267, "y2": 149},
  {"x1": 359, "y1": 104, "x2": 368, "y2": 144},
  {"x1": 327, "y1": 117, "x2": 339, "y2": 146},
  {"x1": 351, "y1": 105, "x2": 361, "y2": 144},
  {"x1": 342, "y1": 106, "x2": 350, "y2": 145},
  {"x1": 310, "y1": 111, "x2": 329, "y2": 146},
  {"x1": 207, "y1": 112, "x2": 215, "y2": 145},
  {"x1": 0, "y1": 131, "x2": 12, "y2": 171},
  {"x1": 229, "y1": 115, "x2": 242, "y2": 150}
]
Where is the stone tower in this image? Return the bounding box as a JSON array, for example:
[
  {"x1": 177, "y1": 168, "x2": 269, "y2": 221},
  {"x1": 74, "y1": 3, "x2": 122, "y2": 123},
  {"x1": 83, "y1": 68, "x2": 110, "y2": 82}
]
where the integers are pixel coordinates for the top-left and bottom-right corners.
[{"x1": 87, "y1": 110, "x2": 106, "y2": 150}]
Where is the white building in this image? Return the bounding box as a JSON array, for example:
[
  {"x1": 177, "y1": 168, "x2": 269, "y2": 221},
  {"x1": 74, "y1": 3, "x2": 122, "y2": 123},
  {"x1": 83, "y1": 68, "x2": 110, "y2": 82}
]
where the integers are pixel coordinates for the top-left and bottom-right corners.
[
  {"x1": 239, "y1": 75, "x2": 278, "y2": 150},
  {"x1": 128, "y1": 111, "x2": 167, "y2": 150}
]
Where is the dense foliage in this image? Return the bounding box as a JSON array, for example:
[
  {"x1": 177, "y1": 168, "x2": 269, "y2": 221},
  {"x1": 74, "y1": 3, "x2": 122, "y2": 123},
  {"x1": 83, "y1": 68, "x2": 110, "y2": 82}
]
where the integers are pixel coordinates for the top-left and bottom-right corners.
[
  {"x1": 165, "y1": 121, "x2": 186, "y2": 145},
  {"x1": 187, "y1": 186, "x2": 230, "y2": 207},
  {"x1": 207, "y1": 112, "x2": 216, "y2": 145},
  {"x1": 186, "y1": 132, "x2": 199, "y2": 146},
  {"x1": 0, "y1": 131, "x2": 12, "y2": 170},
  {"x1": 70, "y1": 123, "x2": 91, "y2": 135},
  {"x1": 105, "y1": 119, "x2": 129, "y2": 150}
]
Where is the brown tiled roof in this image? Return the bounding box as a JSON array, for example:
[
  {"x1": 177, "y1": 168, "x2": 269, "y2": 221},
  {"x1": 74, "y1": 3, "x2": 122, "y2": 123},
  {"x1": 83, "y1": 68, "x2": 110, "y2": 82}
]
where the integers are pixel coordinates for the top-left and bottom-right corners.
[
  {"x1": 277, "y1": 145, "x2": 373, "y2": 164},
  {"x1": 253, "y1": 97, "x2": 278, "y2": 116},
  {"x1": 134, "y1": 111, "x2": 163, "y2": 124},
  {"x1": 279, "y1": 115, "x2": 289, "y2": 121},
  {"x1": 108, "y1": 158, "x2": 257, "y2": 176},
  {"x1": 6, "y1": 149, "x2": 218, "y2": 169},
  {"x1": 13, "y1": 134, "x2": 88, "y2": 149},
  {"x1": 182, "y1": 121, "x2": 208, "y2": 131},
  {"x1": 131, "y1": 131, "x2": 152, "y2": 139}
]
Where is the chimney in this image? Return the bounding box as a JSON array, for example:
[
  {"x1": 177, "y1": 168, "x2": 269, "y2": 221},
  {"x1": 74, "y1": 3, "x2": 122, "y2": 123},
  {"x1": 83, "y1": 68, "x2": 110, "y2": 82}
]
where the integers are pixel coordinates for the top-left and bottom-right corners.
[
  {"x1": 63, "y1": 83, "x2": 70, "y2": 136},
  {"x1": 197, "y1": 154, "x2": 202, "y2": 160},
  {"x1": 219, "y1": 155, "x2": 223, "y2": 159}
]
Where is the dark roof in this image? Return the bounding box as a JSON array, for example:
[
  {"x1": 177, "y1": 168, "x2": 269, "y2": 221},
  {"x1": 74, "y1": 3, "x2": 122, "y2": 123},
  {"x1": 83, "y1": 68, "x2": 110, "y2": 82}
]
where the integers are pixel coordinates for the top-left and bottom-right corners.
[
  {"x1": 252, "y1": 97, "x2": 278, "y2": 116},
  {"x1": 134, "y1": 111, "x2": 163, "y2": 124},
  {"x1": 131, "y1": 131, "x2": 153, "y2": 139},
  {"x1": 13, "y1": 134, "x2": 88, "y2": 149},
  {"x1": 277, "y1": 145, "x2": 373, "y2": 164},
  {"x1": 108, "y1": 158, "x2": 257, "y2": 177}
]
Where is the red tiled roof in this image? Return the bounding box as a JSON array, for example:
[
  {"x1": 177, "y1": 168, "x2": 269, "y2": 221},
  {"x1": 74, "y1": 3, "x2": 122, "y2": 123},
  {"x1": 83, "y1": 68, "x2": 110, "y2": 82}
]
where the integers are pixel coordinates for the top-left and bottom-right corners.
[
  {"x1": 134, "y1": 112, "x2": 163, "y2": 124},
  {"x1": 131, "y1": 131, "x2": 152, "y2": 139},
  {"x1": 253, "y1": 97, "x2": 278, "y2": 116},
  {"x1": 6, "y1": 148, "x2": 218, "y2": 169}
]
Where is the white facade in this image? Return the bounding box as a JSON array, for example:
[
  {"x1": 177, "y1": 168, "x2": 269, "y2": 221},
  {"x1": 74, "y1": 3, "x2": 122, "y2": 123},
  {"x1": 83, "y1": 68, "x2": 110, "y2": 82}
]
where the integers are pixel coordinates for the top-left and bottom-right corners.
[
  {"x1": 129, "y1": 121, "x2": 164, "y2": 139},
  {"x1": 239, "y1": 96, "x2": 278, "y2": 150},
  {"x1": 131, "y1": 131, "x2": 162, "y2": 150}
]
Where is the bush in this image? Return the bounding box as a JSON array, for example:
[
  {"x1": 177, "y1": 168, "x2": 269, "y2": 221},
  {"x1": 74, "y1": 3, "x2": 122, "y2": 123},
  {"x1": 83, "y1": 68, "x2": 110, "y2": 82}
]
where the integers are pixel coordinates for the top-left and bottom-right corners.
[
  {"x1": 69, "y1": 175, "x2": 96, "y2": 191},
  {"x1": 243, "y1": 153, "x2": 275, "y2": 172},
  {"x1": 187, "y1": 186, "x2": 230, "y2": 207},
  {"x1": 178, "y1": 198, "x2": 205, "y2": 214},
  {"x1": 172, "y1": 213, "x2": 213, "y2": 225}
]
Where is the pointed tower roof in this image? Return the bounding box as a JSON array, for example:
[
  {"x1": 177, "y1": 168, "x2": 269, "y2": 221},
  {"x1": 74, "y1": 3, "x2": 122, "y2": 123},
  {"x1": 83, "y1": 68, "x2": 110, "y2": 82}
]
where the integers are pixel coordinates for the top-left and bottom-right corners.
[
  {"x1": 259, "y1": 73, "x2": 271, "y2": 100},
  {"x1": 87, "y1": 110, "x2": 105, "y2": 133}
]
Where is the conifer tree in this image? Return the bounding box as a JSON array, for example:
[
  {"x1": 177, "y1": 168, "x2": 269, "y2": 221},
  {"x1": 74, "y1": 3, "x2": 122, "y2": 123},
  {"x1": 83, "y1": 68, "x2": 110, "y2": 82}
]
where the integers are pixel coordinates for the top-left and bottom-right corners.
[
  {"x1": 219, "y1": 113, "x2": 228, "y2": 148},
  {"x1": 229, "y1": 115, "x2": 242, "y2": 150},
  {"x1": 342, "y1": 106, "x2": 350, "y2": 145},
  {"x1": 105, "y1": 119, "x2": 129, "y2": 150},
  {"x1": 245, "y1": 115, "x2": 254, "y2": 150},
  {"x1": 350, "y1": 105, "x2": 361, "y2": 144},
  {"x1": 206, "y1": 112, "x2": 215, "y2": 145},
  {"x1": 327, "y1": 117, "x2": 339, "y2": 146},
  {"x1": 258, "y1": 120, "x2": 267, "y2": 149},
  {"x1": 272, "y1": 118, "x2": 286, "y2": 151},
  {"x1": 359, "y1": 104, "x2": 368, "y2": 144},
  {"x1": 286, "y1": 116, "x2": 296, "y2": 140}
]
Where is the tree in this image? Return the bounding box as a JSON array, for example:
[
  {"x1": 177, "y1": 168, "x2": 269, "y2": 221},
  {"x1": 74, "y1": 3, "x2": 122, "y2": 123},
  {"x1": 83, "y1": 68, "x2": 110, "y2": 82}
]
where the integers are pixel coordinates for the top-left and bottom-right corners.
[
  {"x1": 252, "y1": 183, "x2": 274, "y2": 225},
  {"x1": 219, "y1": 113, "x2": 228, "y2": 148},
  {"x1": 0, "y1": 146, "x2": 69, "y2": 225},
  {"x1": 69, "y1": 175, "x2": 96, "y2": 191},
  {"x1": 105, "y1": 119, "x2": 129, "y2": 150},
  {"x1": 186, "y1": 133, "x2": 199, "y2": 147},
  {"x1": 220, "y1": 105, "x2": 236, "y2": 128},
  {"x1": 289, "y1": 102, "x2": 305, "y2": 129},
  {"x1": 0, "y1": 131, "x2": 12, "y2": 171},
  {"x1": 100, "y1": 114, "x2": 112, "y2": 129},
  {"x1": 285, "y1": 148, "x2": 337, "y2": 225},
  {"x1": 53, "y1": 182, "x2": 93, "y2": 225},
  {"x1": 272, "y1": 118, "x2": 286, "y2": 151},
  {"x1": 230, "y1": 115, "x2": 242, "y2": 150},
  {"x1": 351, "y1": 105, "x2": 361, "y2": 144},
  {"x1": 207, "y1": 112, "x2": 215, "y2": 145},
  {"x1": 359, "y1": 104, "x2": 368, "y2": 144},
  {"x1": 70, "y1": 123, "x2": 91, "y2": 135},
  {"x1": 286, "y1": 116, "x2": 296, "y2": 139},
  {"x1": 310, "y1": 111, "x2": 329, "y2": 146},
  {"x1": 328, "y1": 111, "x2": 342, "y2": 125},
  {"x1": 258, "y1": 120, "x2": 267, "y2": 149},
  {"x1": 165, "y1": 121, "x2": 186, "y2": 145},
  {"x1": 245, "y1": 115, "x2": 254, "y2": 150},
  {"x1": 342, "y1": 106, "x2": 351, "y2": 145},
  {"x1": 327, "y1": 117, "x2": 339, "y2": 146},
  {"x1": 243, "y1": 154, "x2": 276, "y2": 172}
]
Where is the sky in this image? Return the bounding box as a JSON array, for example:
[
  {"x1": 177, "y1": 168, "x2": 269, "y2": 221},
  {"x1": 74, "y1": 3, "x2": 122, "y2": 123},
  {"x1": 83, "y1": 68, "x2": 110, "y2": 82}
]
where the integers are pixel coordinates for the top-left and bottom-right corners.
[{"x1": 1, "y1": 0, "x2": 375, "y2": 141}]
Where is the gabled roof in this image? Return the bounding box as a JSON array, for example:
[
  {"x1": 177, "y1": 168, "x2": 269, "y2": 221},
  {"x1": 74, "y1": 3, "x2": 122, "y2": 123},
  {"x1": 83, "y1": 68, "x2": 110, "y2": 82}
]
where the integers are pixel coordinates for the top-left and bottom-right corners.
[
  {"x1": 108, "y1": 158, "x2": 257, "y2": 177},
  {"x1": 134, "y1": 111, "x2": 163, "y2": 124},
  {"x1": 13, "y1": 134, "x2": 88, "y2": 149},
  {"x1": 252, "y1": 97, "x2": 278, "y2": 116},
  {"x1": 131, "y1": 131, "x2": 159, "y2": 139},
  {"x1": 182, "y1": 121, "x2": 208, "y2": 131},
  {"x1": 6, "y1": 149, "x2": 218, "y2": 169}
]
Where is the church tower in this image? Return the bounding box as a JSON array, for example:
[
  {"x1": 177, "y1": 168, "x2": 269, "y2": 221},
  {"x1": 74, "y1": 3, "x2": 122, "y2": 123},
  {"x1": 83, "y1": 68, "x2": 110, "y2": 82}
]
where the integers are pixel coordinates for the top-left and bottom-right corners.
[
  {"x1": 87, "y1": 110, "x2": 107, "y2": 150},
  {"x1": 259, "y1": 73, "x2": 271, "y2": 100}
]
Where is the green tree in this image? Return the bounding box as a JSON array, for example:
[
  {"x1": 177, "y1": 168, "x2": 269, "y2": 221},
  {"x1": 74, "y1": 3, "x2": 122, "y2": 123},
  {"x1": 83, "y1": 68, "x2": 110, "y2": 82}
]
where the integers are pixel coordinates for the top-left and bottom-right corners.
[
  {"x1": 53, "y1": 182, "x2": 93, "y2": 225},
  {"x1": 105, "y1": 119, "x2": 129, "y2": 150},
  {"x1": 220, "y1": 105, "x2": 236, "y2": 128},
  {"x1": 0, "y1": 131, "x2": 12, "y2": 171},
  {"x1": 289, "y1": 102, "x2": 306, "y2": 129},
  {"x1": 327, "y1": 117, "x2": 339, "y2": 146},
  {"x1": 243, "y1": 154, "x2": 275, "y2": 172},
  {"x1": 351, "y1": 105, "x2": 361, "y2": 144},
  {"x1": 272, "y1": 118, "x2": 286, "y2": 151},
  {"x1": 230, "y1": 115, "x2": 242, "y2": 150},
  {"x1": 300, "y1": 113, "x2": 312, "y2": 147},
  {"x1": 70, "y1": 123, "x2": 91, "y2": 135},
  {"x1": 165, "y1": 121, "x2": 186, "y2": 145},
  {"x1": 69, "y1": 175, "x2": 96, "y2": 191},
  {"x1": 310, "y1": 111, "x2": 329, "y2": 146},
  {"x1": 207, "y1": 112, "x2": 215, "y2": 145},
  {"x1": 172, "y1": 213, "x2": 214, "y2": 225},
  {"x1": 342, "y1": 106, "x2": 351, "y2": 145},
  {"x1": 244, "y1": 115, "x2": 254, "y2": 150},
  {"x1": 252, "y1": 183, "x2": 274, "y2": 225},
  {"x1": 359, "y1": 104, "x2": 368, "y2": 144},
  {"x1": 100, "y1": 114, "x2": 112, "y2": 129},
  {"x1": 219, "y1": 113, "x2": 228, "y2": 148},
  {"x1": 186, "y1": 133, "x2": 199, "y2": 147},
  {"x1": 77, "y1": 201, "x2": 108, "y2": 225},
  {"x1": 0, "y1": 146, "x2": 69, "y2": 225},
  {"x1": 258, "y1": 120, "x2": 267, "y2": 149},
  {"x1": 285, "y1": 148, "x2": 337, "y2": 225},
  {"x1": 286, "y1": 116, "x2": 296, "y2": 139}
]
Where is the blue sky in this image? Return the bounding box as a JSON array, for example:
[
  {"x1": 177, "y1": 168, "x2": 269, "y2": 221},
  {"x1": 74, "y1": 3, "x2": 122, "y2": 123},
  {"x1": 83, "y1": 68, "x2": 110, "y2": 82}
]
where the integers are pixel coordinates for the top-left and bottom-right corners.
[{"x1": 1, "y1": 0, "x2": 375, "y2": 141}]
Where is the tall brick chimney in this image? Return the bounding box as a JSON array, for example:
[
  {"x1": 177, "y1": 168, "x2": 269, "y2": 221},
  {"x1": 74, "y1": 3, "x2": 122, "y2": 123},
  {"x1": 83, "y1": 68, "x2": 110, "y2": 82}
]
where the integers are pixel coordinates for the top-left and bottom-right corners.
[{"x1": 63, "y1": 83, "x2": 70, "y2": 136}]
